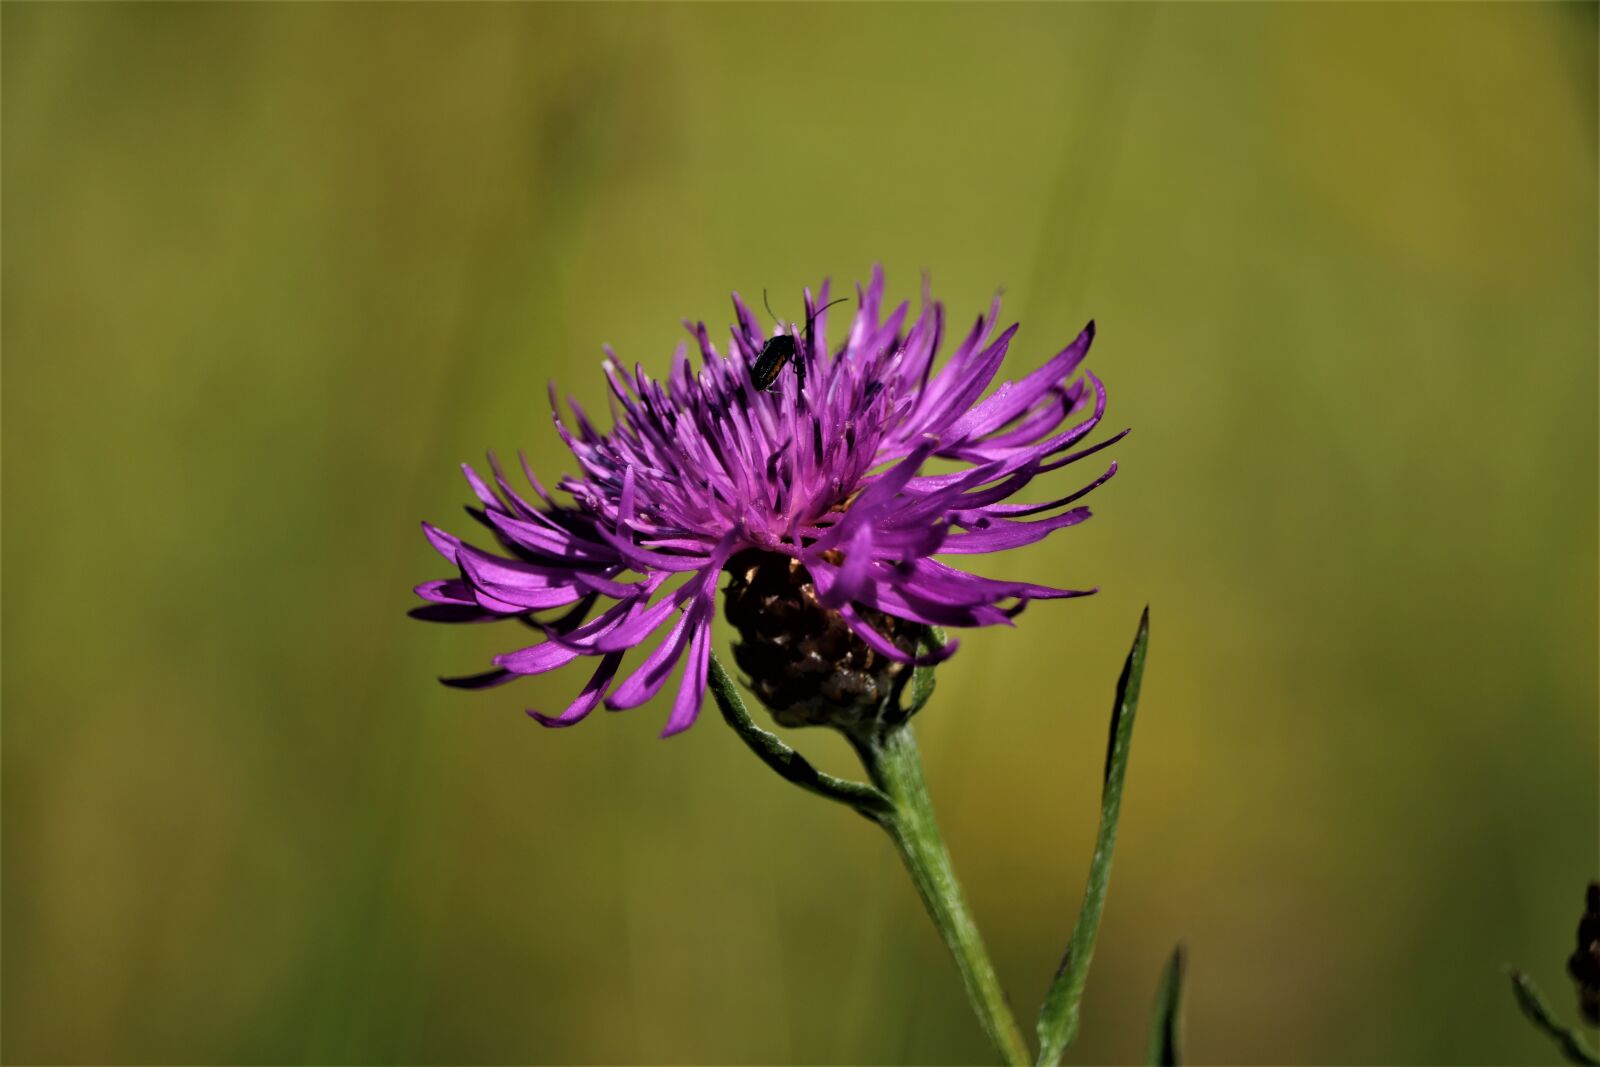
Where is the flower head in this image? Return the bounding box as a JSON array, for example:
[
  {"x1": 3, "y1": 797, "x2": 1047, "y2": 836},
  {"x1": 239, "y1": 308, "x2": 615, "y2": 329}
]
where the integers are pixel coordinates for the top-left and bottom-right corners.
[{"x1": 414, "y1": 268, "x2": 1124, "y2": 735}]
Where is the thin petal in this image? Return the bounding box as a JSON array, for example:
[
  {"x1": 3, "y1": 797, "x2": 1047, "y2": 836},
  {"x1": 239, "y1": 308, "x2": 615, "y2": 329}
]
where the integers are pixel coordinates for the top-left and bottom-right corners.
[
  {"x1": 837, "y1": 603, "x2": 958, "y2": 666},
  {"x1": 659, "y1": 604, "x2": 713, "y2": 737},
  {"x1": 605, "y1": 598, "x2": 700, "y2": 710},
  {"x1": 528, "y1": 652, "x2": 623, "y2": 728},
  {"x1": 940, "y1": 507, "x2": 1093, "y2": 554},
  {"x1": 945, "y1": 321, "x2": 1094, "y2": 442},
  {"x1": 494, "y1": 640, "x2": 582, "y2": 676},
  {"x1": 440, "y1": 668, "x2": 518, "y2": 690},
  {"x1": 821, "y1": 522, "x2": 874, "y2": 608}
]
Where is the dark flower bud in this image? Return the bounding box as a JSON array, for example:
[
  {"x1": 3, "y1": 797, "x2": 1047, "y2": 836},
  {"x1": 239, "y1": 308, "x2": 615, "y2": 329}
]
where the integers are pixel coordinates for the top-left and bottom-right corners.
[
  {"x1": 722, "y1": 549, "x2": 918, "y2": 729},
  {"x1": 1568, "y1": 881, "x2": 1600, "y2": 1026}
]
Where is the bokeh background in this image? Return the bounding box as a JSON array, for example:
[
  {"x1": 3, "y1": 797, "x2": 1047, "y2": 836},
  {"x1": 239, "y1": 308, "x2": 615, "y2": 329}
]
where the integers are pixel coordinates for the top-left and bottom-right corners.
[{"x1": 4, "y1": 4, "x2": 1595, "y2": 1064}]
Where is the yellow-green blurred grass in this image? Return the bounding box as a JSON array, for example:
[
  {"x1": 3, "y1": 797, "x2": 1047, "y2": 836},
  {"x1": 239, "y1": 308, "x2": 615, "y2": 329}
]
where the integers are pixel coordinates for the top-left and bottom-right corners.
[{"x1": 2, "y1": 3, "x2": 1593, "y2": 1064}]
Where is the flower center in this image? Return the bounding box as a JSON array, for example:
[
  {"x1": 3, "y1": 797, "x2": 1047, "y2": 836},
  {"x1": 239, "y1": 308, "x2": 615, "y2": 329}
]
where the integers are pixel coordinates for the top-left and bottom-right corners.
[{"x1": 722, "y1": 549, "x2": 918, "y2": 728}]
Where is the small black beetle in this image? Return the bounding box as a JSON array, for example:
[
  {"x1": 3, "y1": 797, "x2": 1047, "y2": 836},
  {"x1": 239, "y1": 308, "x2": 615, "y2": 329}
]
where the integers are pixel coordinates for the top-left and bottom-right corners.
[{"x1": 751, "y1": 292, "x2": 848, "y2": 392}]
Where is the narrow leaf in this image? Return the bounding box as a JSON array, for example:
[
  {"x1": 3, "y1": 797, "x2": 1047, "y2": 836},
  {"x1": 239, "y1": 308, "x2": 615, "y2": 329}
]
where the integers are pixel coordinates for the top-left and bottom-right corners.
[
  {"x1": 1036, "y1": 607, "x2": 1150, "y2": 1066},
  {"x1": 708, "y1": 651, "x2": 892, "y2": 819},
  {"x1": 1146, "y1": 944, "x2": 1186, "y2": 1066},
  {"x1": 885, "y1": 625, "x2": 945, "y2": 727},
  {"x1": 1509, "y1": 969, "x2": 1600, "y2": 1065}
]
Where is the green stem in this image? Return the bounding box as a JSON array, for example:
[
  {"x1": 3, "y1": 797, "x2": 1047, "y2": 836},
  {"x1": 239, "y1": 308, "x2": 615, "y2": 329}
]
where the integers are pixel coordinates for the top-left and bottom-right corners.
[
  {"x1": 708, "y1": 653, "x2": 892, "y2": 819},
  {"x1": 1509, "y1": 969, "x2": 1600, "y2": 1065},
  {"x1": 708, "y1": 639, "x2": 1026, "y2": 1065},
  {"x1": 851, "y1": 726, "x2": 1032, "y2": 1067}
]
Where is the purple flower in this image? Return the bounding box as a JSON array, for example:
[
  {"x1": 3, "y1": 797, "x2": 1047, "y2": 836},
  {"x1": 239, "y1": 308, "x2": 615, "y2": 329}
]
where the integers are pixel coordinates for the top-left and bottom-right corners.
[{"x1": 414, "y1": 269, "x2": 1124, "y2": 736}]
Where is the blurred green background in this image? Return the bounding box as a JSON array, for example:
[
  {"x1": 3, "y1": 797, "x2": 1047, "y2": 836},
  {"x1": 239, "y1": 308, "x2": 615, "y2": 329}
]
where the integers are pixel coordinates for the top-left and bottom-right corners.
[{"x1": 3, "y1": 3, "x2": 1595, "y2": 1064}]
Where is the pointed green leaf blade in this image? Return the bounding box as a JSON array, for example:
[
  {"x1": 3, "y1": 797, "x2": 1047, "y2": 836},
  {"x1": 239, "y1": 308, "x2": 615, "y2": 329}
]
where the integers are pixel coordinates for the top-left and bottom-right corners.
[
  {"x1": 1036, "y1": 607, "x2": 1150, "y2": 1066},
  {"x1": 1146, "y1": 944, "x2": 1186, "y2": 1066}
]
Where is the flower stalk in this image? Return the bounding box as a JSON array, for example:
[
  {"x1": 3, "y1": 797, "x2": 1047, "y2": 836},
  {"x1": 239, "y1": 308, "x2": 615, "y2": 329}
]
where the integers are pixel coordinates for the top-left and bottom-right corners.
[
  {"x1": 710, "y1": 645, "x2": 1029, "y2": 1064},
  {"x1": 851, "y1": 724, "x2": 1034, "y2": 1067},
  {"x1": 713, "y1": 611, "x2": 1157, "y2": 1065}
]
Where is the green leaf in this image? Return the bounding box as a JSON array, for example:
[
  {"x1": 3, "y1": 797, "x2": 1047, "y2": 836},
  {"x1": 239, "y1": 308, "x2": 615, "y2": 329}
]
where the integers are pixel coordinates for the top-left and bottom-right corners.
[
  {"x1": 1509, "y1": 969, "x2": 1600, "y2": 1065},
  {"x1": 884, "y1": 625, "x2": 944, "y2": 727},
  {"x1": 1146, "y1": 944, "x2": 1186, "y2": 1066},
  {"x1": 1036, "y1": 607, "x2": 1150, "y2": 1066},
  {"x1": 708, "y1": 651, "x2": 892, "y2": 820}
]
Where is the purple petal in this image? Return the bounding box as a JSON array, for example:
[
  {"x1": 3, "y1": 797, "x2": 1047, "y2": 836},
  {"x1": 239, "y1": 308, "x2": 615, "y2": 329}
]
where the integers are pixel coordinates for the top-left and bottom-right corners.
[
  {"x1": 460, "y1": 462, "x2": 501, "y2": 511},
  {"x1": 457, "y1": 547, "x2": 586, "y2": 611},
  {"x1": 815, "y1": 436, "x2": 939, "y2": 551},
  {"x1": 903, "y1": 324, "x2": 1018, "y2": 440},
  {"x1": 659, "y1": 604, "x2": 713, "y2": 737},
  {"x1": 945, "y1": 321, "x2": 1094, "y2": 443},
  {"x1": 605, "y1": 597, "x2": 701, "y2": 710},
  {"x1": 441, "y1": 668, "x2": 518, "y2": 690},
  {"x1": 976, "y1": 461, "x2": 1118, "y2": 518},
  {"x1": 528, "y1": 652, "x2": 623, "y2": 728},
  {"x1": 494, "y1": 640, "x2": 581, "y2": 676},
  {"x1": 414, "y1": 578, "x2": 474, "y2": 605},
  {"x1": 421, "y1": 522, "x2": 462, "y2": 564},
  {"x1": 409, "y1": 602, "x2": 497, "y2": 623},
  {"x1": 940, "y1": 507, "x2": 1093, "y2": 554},
  {"x1": 821, "y1": 522, "x2": 875, "y2": 608},
  {"x1": 484, "y1": 509, "x2": 616, "y2": 564},
  {"x1": 837, "y1": 603, "x2": 958, "y2": 666},
  {"x1": 486, "y1": 451, "x2": 542, "y2": 519}
]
